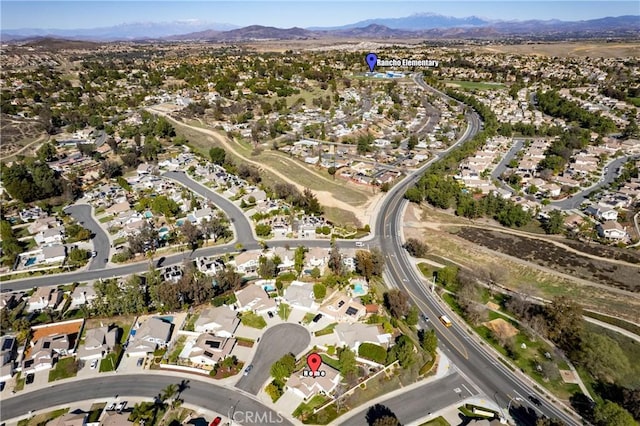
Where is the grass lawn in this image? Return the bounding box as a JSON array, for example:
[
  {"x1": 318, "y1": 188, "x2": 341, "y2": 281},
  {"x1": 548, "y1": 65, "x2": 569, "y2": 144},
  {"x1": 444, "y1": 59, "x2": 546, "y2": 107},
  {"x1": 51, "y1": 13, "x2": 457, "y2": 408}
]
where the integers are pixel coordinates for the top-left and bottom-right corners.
[
  {"x1": 301, "y1": 312, "x2": 316, "y2": 325},
  {"x1": 314, "y1": 323, "x2": 338, "y2": 337},
  {"x1": 278, "y1": 303, "x2": 292, "y2": 320},
  {"x1": 445, "y1": 80, "x2": 506, "y2": 91},
  {"x1": 15, "y1": 375, "x2": 25, "y2": 391},
  {"x1": 18, "y1": 408, "x2": 69, "y2": 426},
  {"x1": 183, "y1": 313, "x2": 200, "y2": 331},
  {"x1": 87, "y1": 403, "x2": 106, "y2": 423},
  {"x1": 49, "y1": 357, "x2": 78, "y2": 382},
  {"x1": 100, "y1": 351, "x2": 119, "y2": 372},
  {"x1": 420, "y1": 416, "x2": 451, "y2": 426},
  {"x1": 293, "y1": 394, "x2": 330, "y2": 418},
  {"x1": 418, "y1": 262, "x2": 437, "y2": 280},
  {"x1": 320, "y1": 354, "x2": 341, "y2": 370},
  {"x1": 240, "y1": 312, "x2": 267, "y2": 329},
  {"x1": 99, "y1": 215, "x2": 113, "y2": 223}
]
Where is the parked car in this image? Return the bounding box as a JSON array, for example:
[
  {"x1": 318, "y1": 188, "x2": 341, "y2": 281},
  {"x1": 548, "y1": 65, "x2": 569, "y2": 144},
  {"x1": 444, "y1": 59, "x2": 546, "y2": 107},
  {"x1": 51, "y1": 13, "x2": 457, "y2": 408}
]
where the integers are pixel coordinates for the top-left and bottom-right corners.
[
  {"x1": 137, "y1": 358, "x2": 144, "y2": 367},
  {"x1": 116, "y1": 401, "x2": 127, "y2": 411},
  {"x1": 312, "y1": 313, "x2": 323, "y2": 323},
  {"x1": 25, "y1": 373, "x2": 35, "y2": 385},
  {"x1": 210, "y1": 417, "x2": 222, "y2": 426},
  {"x1": 267, "y1": 311, "x2": 274, "y2": 318},
  {"x1": 243, "y1": 365, "x2": 253, "y2": 376},
  {"x1": 90, "y1": 360, "x2": 98, "y2": 369},
  {"x1": 106, "y1": 403, "x2": 116, "y2": 411}
]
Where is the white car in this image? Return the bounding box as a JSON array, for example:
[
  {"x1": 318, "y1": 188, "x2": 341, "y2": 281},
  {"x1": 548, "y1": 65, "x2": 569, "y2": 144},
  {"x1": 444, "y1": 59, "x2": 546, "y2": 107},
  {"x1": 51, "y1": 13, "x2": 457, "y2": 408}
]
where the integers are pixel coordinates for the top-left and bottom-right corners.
[{"x1": 90, "y1": 360, "x2": 98, "y2": 369}]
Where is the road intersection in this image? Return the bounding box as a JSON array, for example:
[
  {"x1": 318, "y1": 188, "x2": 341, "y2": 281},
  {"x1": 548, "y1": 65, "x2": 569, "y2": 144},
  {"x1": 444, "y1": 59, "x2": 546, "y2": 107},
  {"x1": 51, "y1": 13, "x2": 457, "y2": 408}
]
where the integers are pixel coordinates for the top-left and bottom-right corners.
[{"x1": 0, "y1": 76, "x2": 582, "y2": 425}]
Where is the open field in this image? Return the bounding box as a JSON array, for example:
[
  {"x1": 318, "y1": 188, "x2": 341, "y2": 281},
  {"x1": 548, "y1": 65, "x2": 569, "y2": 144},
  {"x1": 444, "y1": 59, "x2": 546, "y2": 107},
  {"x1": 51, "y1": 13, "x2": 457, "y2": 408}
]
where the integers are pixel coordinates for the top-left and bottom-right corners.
[
  {"x1": 456, "y1": 227, "x2": 640, "y2": 292},
  {"x1": 161, "y1": 111, "x2": 375, "y2": 226},
  {"x1": 444, "y1": 80, "x2": 506, "y2": 91},
  {"x1": 478, "y1": 42, "x2": 640, "y2": 58},
  {"x1": 0, "y1": 114, "x2": 47, "y2": 161},
  {"x1": 403, "y1": 204, "x2": 640, "y2": 323}
]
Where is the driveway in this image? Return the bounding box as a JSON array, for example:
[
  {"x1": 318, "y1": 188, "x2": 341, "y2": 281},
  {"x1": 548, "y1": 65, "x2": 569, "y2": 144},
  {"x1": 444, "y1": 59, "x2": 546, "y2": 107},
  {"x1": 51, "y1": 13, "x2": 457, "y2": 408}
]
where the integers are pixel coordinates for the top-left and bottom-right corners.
[
  {"x1": 235, "y1": 324, "x2": 310, "y2": 395},
  {"x1": 64, "y1": 204, "x2": 110, "y2": 270}
]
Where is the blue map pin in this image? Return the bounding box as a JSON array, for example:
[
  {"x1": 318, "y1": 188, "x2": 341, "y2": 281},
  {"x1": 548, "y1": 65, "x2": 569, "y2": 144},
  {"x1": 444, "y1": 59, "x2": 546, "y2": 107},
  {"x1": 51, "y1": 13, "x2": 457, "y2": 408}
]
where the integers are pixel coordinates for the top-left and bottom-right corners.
[{"x1": 366, "y1": 53, "x2": 378, "y2": 72}]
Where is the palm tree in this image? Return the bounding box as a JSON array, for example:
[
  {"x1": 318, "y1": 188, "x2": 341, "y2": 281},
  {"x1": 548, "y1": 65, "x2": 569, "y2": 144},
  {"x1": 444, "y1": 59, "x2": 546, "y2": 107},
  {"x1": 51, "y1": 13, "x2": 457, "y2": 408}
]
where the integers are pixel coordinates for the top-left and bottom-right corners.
[{"x1": 161, "y1": 383, "x2": 178, "y2": 402}]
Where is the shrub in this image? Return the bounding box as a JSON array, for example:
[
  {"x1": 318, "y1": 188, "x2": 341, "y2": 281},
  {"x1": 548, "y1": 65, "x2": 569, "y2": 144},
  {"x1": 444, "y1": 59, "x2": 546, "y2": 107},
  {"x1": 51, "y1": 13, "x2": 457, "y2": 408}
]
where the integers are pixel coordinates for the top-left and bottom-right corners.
[{"x1": 313, "y1": 283, "x2": 327, "y2": 300}]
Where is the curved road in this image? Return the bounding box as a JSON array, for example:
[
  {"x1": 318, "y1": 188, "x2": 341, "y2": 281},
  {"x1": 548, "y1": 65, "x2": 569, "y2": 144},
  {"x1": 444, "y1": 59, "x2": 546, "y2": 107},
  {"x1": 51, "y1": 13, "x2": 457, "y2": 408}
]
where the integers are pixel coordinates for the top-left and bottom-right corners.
[
  {"x1": 64, "y1": 204, "x2": 110, "y2": 271},
  {"x1": 378, "y1": 76, "x2": 579, "y2": 426},
  {"x1": 235, "y1": 324, "x2": 310, "y2": 395},
  {"x1": 1, "y1": 76, "x2": 581, "y2": 425},
  {"x1": 0, "y1": 374, "x2": 292, "y2": 425}
]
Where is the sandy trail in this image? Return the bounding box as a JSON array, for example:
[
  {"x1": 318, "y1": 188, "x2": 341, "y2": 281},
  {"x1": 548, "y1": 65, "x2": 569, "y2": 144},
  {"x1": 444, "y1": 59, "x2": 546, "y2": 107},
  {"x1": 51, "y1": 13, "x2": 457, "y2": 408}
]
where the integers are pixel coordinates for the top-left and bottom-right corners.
[{"x1": 148, "y1": 107, "x2": 376, "y2": 225}]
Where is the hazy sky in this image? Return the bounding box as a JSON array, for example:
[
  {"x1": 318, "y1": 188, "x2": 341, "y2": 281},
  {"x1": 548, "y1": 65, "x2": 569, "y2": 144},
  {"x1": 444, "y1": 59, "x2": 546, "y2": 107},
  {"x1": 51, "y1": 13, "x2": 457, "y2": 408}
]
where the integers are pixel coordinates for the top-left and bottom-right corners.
[{"x1": 2, "y1": 1, "x2": 638, "y2": 30}]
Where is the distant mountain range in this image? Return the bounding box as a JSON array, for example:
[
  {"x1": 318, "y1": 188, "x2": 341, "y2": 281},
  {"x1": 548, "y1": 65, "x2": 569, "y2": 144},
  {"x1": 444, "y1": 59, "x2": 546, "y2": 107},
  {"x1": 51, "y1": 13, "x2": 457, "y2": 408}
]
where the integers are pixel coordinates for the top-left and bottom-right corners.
[{"x1": 1, "y1": 14, "x2": 638, "y2": 42}]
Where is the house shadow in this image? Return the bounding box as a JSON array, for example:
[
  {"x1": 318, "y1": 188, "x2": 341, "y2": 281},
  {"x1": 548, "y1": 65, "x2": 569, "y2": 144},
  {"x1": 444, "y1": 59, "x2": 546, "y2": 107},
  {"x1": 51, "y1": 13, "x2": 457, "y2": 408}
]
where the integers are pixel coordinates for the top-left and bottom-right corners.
[{"x1": 185, "y1": 417, "x2": 208, "y2": 426}]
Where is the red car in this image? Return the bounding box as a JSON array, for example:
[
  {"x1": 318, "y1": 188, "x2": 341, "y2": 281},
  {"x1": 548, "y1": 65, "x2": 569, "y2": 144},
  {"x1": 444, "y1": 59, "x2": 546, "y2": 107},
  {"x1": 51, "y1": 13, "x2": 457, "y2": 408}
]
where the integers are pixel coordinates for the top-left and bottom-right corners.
[{"x1": 209, "y1": 417, "x2": 222, "y2": 426}]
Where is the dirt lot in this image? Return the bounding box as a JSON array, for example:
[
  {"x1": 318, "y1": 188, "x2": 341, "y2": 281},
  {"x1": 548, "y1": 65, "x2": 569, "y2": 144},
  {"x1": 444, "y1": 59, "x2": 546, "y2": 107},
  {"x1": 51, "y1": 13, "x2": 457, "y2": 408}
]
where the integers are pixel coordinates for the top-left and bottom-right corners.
[
  {"x1": 456, "y1": 228, "x2": 640, "y2": 292},
  {"x1": 562, "y1": 240, "x2": 640, "y2": 265},
  {"x1": 478, "y1": 42, "x2": 640, "y2": 58}
]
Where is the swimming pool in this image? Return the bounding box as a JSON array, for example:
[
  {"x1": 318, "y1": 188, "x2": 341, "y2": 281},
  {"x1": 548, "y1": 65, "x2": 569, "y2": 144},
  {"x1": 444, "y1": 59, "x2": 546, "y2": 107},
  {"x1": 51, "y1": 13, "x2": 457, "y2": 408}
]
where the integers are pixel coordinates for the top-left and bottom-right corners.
[
  {"x1": 352, "y1": 282, "x2": 367, "y2": 296},
  {"x1": 25, "y1": 257, "x2": 36, "y2": 267},
  {"x1": 263, "y1": 285, "x2": 276, "y2": 292},
  {"x1": 144, "y1": 211, "x2": 153, "y2": 218},
  {"x1": 156, "y1": 316, "x2": 174, "y2": 323}
]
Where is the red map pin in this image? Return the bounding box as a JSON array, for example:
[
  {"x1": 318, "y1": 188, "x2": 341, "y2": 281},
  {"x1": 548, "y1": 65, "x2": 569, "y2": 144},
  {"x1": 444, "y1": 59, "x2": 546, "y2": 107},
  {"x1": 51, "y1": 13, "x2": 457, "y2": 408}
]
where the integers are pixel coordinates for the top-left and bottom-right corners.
[{"x1": 306, "y1": 353, "x2": 322, "y2": 375}]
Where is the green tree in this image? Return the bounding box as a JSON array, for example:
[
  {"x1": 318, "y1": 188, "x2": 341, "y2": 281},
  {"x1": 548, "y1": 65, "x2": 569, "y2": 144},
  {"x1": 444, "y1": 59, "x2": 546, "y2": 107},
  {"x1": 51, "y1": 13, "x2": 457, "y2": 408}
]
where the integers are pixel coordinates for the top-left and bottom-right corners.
[
  {"x1": 578, "y1": 332, "x2": 631, "y2": 383},
  {"x1": 68, "y1": 248, "x2": 89, "y2": 266},
  {"x1": 545, "y1": 296, "x2": 583, "y2": 356},
  {"x1": 355, "y1": 250, "x2": 374, "y2": 282},
  {"x1": 338, "y1": 346, "x2": 358, "y2": 383},
  {"x1": 209, "y1": 147, "x2": 226, "y2": 165},
  {"x1": 255, "y1": 224, "x2": 272, "y2": 237},
  {"x1": 437, "y1": 265, "x2": 458, "y2": 287},
  {"x1": 405, "y1": 306, "x2": 419, "y2": 326},
  {"x1": 0, "y1": 220, "x2": 23, "y2": 266},
  {"x1": 270, "y1": 353, "x2": 296, "y2": 381},
  {"x1": 328, "y1": 242, "x2": 343, "y2": 276},
  {"x1": 313, "y1": 283, "x2": 327, "y2": 300},
  {"x1": 37, "y1": 142, "x2": 57, "y2": 162},
  {"x1": 294, "y1": 246, "x2": 307, "y2": 277},
  {"x1": 384, "y1": 289, "x2": 410, "y2": 319},
  {"x1": 543, "y1": 210, "x2": 565, "y2": 234},
  {"x1": 420, "y1": 329, "x2": 438, "y2": 355},
  {"x1": 593, "y1": 401, "x2": 636, "y2": 426},
  {"x1": 387, "y1": 335, "x2": 415, "y2": 368}
]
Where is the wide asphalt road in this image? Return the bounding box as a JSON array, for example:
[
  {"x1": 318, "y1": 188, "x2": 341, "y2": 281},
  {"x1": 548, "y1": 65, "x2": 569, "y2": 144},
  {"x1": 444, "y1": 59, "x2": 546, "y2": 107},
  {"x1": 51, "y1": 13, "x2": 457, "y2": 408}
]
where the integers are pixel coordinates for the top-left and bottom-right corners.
[
  {"x1": 0, "y1": 374, "x2": 292, "y2": 425},
  {"x1": 163, "y1": 170, "x2": 255, "y2": 245},
  {"x1": 235, "y1": 324, "x2": 310, "y2": 395},
  {"x1": 64, "y1": 204, "x2": 110, "y2": 271},
  {"x1": 340, "y1": 372, "x2": 477, "y2": 426}
]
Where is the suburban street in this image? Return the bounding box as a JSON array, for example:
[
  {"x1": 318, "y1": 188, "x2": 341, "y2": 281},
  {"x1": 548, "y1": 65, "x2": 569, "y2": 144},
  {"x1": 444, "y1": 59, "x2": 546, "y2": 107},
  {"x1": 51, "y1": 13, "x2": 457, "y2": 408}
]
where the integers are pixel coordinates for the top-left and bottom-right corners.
[
  {"x1": 491, "y1": 138, "x2": 525, "y2": 193},
  {"x1": 551, "y1": 155, "x2": 636, "y2": 210},
  {"x1": 63, "y1": 204, "x2": 110, "y2": 271},
  {"x1": 0, "y1": 374, "x2": 293, "y2": 425},
  {"x1": 0, "y1": 76, "x2": 582, "y2": 426},
  {"x1": 235, "y1": 324, "x2": 311, "y2": 395},
  {"x1": 340, "y1": 372, "x2": 477, "y2": 426}
]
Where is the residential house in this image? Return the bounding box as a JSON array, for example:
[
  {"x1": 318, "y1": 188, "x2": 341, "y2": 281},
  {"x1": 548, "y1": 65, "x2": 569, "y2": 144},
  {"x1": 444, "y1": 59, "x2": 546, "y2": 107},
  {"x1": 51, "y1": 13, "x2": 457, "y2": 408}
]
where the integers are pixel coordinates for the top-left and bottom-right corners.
[
  {"x1": 23, "y1": 334, "x2": 73, "y2": 373},
  {"x1": 105, "y1": 201, "x2": 131, "y2": 216},
  {"x1": 20, "y1": 206, "x2": 44, "y2": 221},
  {"x1": 194, "y1": 306, "x2": 240, "y2": 337},
  {"x1": 233, "y1": 251, "x2": 261, "y2": 275},
  {"x1": 136, "y1": 163, "x2": 155, "y2": 176},
  {"x1": 42, "y1": 245, "x2": 67, "y2": 264},
  {"x1": 585, "y1": 206, "x2": 618, "y2": 222},
  {"x1": 186, "y1": 333, "x2": 236, "y2": 367},
  {"x1": 305, "y1": 248, "x2": 328, "y2": 270},
  {"x1": 70, "y1": 286, "x2": 97, "y2": 307},
  {"x1": 270, "y1": 247, "x2": 295, "y2": 270},
  {"x1": 34, "y1": 226, "x2": 65, "y2": 246},
  {"x1": 78, "y1": 326, "x2": 118, "y2": 360},
  {"x1": 47, "y1": 412, "x2": 87, "y2": 426},
  {"x1": 283, "y1": 281, "x2": 317, "y2": 311},
  {"x1": 162, "y1": 265, "x2": 183, "y2": 283},
  {"x1": 100, "y1": 410, "x2": 135, "y2": 426},
  {"x1": 287, "y1": 364, "x2": 341, "y2": 400},
  {"x1": 195, "y1": 256, "x2": 225, "y2": 277},
  {"x1": 0, "y1": 335, "x2": 17, "y2": 382},
  {"x1": 235, "y1": 285, "x2": 276, "y2": 314},
  {"x1": 187, "y1": 207, "x2": 213, "y2": 225},
  {"x1": 333, "y1": 323, "x2": 391, "y2": 352},
  {"x1": 597, "y1": 221, "x2": 628, "y2": 240},
  {"x1": 28, "y1": 216, "x2": 59, "y2": 234},
  {"x1": 320, "y1": 294, "x2": 366, "y2": 323},
  {"x1": 127, "y1": 317, "x2": 173, "y2": 356},
  {"x1": 27, "y1": 286, "x2": 54, "y2": 312}
]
